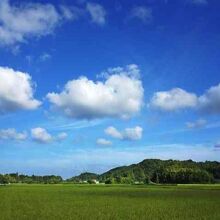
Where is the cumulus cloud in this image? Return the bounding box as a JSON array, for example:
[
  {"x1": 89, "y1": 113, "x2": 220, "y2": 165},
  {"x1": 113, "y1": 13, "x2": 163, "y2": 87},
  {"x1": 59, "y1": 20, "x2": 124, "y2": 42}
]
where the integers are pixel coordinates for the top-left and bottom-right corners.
[
  {"x1": 0, "y1": 128, "x2": 27, "y2": 141},
  {"x1": 96, "y1": 138, "x2": 112, "y2": 146},
  {"x1": 31, "y1": 128, "x2": 67, "y2": 144},
  {"x1": 0, "y1": 0, "x2": 76, "y2": 47},
  {"x1": 186, "y1": 119, "x2": 207, "y2": 129},
  {"x1": 86, "y1": 2, "x2": 106, "y2": 25},
  {"x1": 150, "y1": 83, "x2": 220, "y2": 114},
  {"x1": 31, "y1": 127, "x2": 53, "y2": 144},
  {"x1": 130, "y1": 6, "x2": 152, "y2": 23},
  {"x1": 105, "y1": 126, "x2": 123, "y2": 139},
  {"x1": 123, "y1": 126, "x2": 143, "y2": 140},
  {"x1": 0, "y1": 66, "x2": 41, "y2": 114},
  {"x1": 98, "y1": 64, "x2": 140, "y2": 79},
  {"x1": 47, "y1": 64, "x2": 144, "y2": 119},
  {"x1": 198, "y1": 83, "x2": 220, "y2": 114},
  {"x1": 105, "y1": 126, "x2": 143, "y2": 141},
  {"x1": 150, "y1": 88, "x2": 198, "y2": 111}
]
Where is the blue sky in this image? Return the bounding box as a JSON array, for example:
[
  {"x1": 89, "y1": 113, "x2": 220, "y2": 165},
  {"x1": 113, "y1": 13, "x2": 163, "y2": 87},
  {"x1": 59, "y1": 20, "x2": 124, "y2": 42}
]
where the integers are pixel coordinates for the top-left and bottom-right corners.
[{"x1": 0, "y1": 0, "x2": 220, "y2": 178}]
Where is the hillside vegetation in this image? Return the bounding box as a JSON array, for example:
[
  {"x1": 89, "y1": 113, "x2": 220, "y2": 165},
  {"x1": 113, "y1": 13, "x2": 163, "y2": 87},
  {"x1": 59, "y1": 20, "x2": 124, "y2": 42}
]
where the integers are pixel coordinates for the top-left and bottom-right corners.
[
  {"x1": 68, "y1": 159, "x2": 220, "y2": 184},
  {"x1": 1, "y1": 159, "x2": 220, "y2": 184}
]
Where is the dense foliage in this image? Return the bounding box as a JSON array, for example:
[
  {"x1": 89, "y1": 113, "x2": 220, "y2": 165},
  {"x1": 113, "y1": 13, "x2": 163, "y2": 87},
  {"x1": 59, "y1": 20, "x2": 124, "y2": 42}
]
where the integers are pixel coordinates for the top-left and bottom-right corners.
[
  {"x1": 0, "y1": 173, "x2": 62, "y2": 184},
  {"x1": 66, "y1": 172, "x2": 98, "y2": 183},
  {"x1": 1, "y1": 159, "x2": 220, "y2": 184},
  {"x1": 68, "y1": 159, "x2": 220, "y2": 184}
]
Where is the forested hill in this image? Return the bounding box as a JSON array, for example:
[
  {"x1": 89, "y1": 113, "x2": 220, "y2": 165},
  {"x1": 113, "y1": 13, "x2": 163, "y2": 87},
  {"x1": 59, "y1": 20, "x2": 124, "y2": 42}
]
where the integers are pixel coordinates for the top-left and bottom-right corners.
[
  {"x1": 1, "y1": 159, "x2": 220, "y2": 184},
  {"x1": 68, "y1": 159, "x2": 220, "y2": 184},
  {"x1": 67, "y1": 172, "x2": 98, "y2": 182}
]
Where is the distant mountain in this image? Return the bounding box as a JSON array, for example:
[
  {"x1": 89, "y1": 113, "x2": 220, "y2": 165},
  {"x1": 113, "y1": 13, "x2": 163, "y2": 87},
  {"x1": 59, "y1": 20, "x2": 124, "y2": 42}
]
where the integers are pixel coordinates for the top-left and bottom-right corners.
[
  {"x1": 67, "y1": 159, "x2": 220, "y2": 184},
  {"x1": 67, "y1": 172, "x2": 99, "y2": 182}
]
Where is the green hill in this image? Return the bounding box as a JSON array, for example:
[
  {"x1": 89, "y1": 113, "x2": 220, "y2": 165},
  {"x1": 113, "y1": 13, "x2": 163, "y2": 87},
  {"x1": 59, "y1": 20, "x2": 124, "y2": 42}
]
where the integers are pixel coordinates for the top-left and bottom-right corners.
[
  {"x1": 66, "y1": 172, "x2": 99, "y2": 183},
  {"x1": 68, "y1": 159, "x2": 220, "y2": 184}
]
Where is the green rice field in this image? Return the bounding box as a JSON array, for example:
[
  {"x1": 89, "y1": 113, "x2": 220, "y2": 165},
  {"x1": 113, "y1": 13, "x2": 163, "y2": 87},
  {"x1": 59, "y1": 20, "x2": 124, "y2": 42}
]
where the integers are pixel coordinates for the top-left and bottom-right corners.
[{"x1": 0, "y1": 184, "x2": 220, "y2": 220}]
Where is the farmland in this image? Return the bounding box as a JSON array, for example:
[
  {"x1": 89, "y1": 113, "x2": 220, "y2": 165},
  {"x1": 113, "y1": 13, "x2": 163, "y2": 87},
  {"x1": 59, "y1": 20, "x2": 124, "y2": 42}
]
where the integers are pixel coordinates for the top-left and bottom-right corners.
[{"x1": 0, "y1": 184, "x2": 220, "y2": 220}]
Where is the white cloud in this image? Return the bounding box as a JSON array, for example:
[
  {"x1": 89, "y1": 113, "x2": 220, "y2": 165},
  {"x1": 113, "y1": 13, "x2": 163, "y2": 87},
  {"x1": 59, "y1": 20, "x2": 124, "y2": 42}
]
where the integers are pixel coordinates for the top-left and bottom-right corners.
[
  {"x1": 105, "y1": 126, "x2": 143, "y2": 141},
  {"x1": 123, "y1": 126, "x2": 143, "y2": 140},
  {"x1": 150, "y1": 83, "x2": 220, "y2": 114},
  {"x1": 31, "y1": 127, "x2": 53, "y2": 144},
  {"x1": 186, "y1": 119, "x2": 207, "y2": 129},
  {"x1": 0, "y1": 0, "x2": 76, "y2": 47},
  {"x1": 96, "y1": 138, "x2": 112, "y2": 146},
  {"x1": 0, "y1": 66, "x2": 41, "y2": 114},
  {"x1": 86, "y1": 2, "x2": 106, "y2": 25},
  {"x1": 150, "y1": 88, "x2": 198, "y2": 111},
  {"x1": 31, "y1": 128, "x2": 67, "y2": 144},
  {"x1": 47, "y1": 64, "x2": 144, "y2": 119},
  {"x1": 98, "y1": 64, "x2": 140, "y2": 79},
  {"x1": 130, "y1": 6, "x2": 152, "y2": 23},
  {"x1": 57, "y1": 132, "x2": 67, "y2": 141},
  {"x1": 59, "y1": 5, "x2": 82, "y2": 20},
  {"x1": 105, "y1": 126, "x2": 123, "y2": 139},
  {"x1": 198, "y1": 83, "x2": 220, "y2": 114},
  {"x1": 39, "y1": 53, "x2": 51, "y2": 62},
  {"x1": 0, "y1": 128, "x2": 27, "y2": 141}
]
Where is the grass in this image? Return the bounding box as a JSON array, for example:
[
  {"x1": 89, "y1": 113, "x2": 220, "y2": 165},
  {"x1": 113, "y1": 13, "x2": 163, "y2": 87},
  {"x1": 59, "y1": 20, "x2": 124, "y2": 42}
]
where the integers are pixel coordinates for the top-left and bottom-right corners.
[{"x1": 0, "y1": 184, "x2": 220, "y2": 220}]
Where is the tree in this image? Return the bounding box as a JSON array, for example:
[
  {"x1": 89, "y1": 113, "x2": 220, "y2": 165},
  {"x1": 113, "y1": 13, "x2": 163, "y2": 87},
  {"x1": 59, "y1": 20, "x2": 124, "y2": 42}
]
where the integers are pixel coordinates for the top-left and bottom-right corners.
[
  {"x1": 105, "y1": 178, "x2": 114, "y2": 184},
  {"x1": 144, "y1": 175, "x2": 151, "y2": 184},
  {"x1": 0, "y1": 175, "x2": 9, "y2": 184}
]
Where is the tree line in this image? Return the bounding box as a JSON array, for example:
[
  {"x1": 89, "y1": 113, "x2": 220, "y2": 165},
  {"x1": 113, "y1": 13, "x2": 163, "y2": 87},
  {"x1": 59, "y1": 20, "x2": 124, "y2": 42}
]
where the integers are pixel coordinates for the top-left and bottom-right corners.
[
  {"x1": 1, "y1": 159, "x2": 220, "y2": 185},
  {"x1": 0, "y1": 173, "x2": 63, "y2": 184}
]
